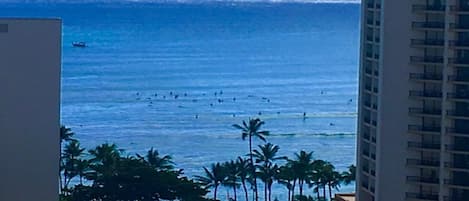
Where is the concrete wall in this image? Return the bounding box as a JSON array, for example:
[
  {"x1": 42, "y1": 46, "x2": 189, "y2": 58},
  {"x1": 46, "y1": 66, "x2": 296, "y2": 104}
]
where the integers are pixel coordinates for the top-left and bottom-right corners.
[
  {"x1": 376, "y1": 1, "x2": 412, "y2": 201},
  {"x1": 0, "y1": 19, "x2": 61, "y2": 201}
]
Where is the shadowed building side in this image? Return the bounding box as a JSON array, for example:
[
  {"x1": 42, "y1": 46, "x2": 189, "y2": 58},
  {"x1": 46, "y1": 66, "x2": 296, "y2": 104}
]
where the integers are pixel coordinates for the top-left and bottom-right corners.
[{"x1": 0, "y1": 18, "x2": 61, "y2": 201}]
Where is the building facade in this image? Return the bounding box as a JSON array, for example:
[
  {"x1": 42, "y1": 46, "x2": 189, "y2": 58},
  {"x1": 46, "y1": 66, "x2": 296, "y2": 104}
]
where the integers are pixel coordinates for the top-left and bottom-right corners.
[
  {"x1": 357, "y1": 0, "x2": 469, "y2": 201},
  {"x1": 0, "y1": 19, "x2": 61, "y2": 201}
]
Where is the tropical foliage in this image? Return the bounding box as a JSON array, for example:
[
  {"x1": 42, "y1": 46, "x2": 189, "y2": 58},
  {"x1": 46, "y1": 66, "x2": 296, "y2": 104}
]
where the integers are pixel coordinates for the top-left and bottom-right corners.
[{"x1": 60, "y1": 119, "x2": 355, "y2": 201}]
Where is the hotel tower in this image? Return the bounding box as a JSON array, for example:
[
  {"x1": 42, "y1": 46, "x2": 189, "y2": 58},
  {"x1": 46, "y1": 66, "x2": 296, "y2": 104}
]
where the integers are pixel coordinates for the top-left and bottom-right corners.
[
  {"x1": 357, "y1": 0, "x2": 469, "y2": 201},
  {"x1": 0, "y1": 19, "x2": 61, "y2": 201}
]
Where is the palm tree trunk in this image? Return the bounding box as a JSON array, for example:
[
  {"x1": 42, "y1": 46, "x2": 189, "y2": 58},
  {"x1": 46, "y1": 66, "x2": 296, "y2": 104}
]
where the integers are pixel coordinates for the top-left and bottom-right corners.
[
  {"x1": 287, "y1": 187, "x2": 291, "y2": 201},
  {"x1": 291, "y1": 180, "x2": 296, "y2": 201},
  {"x1": 328, "y1": 182, "x2": 332, "y2": 200},
  {"x1": 249, "y1": 135, "x2": 258, "y2": 201},
  {"x1": 264, "y1": 182, "x2": 267, "y2": 201},
  {"x1": 316, "y1": 187, "x2": 320, "y2": 199},
  {"x1": 234, "y1": 186, "x2": 237, "y2": 201},
  {"x1": 80, "y1": 175, "x2": 83, "y2": 185},
  {"x1": 268, "y1": 183, "x2": 272, "y2": 201},
  {"x1": 242, "y1": 181, "x2": 249, "y2": 201},
  {"x1": 299, "y1": 180, "x2": 303, "y2": 196},
  {"x1": 214, "y1": 185, "x2": 218, "y2": 201}
]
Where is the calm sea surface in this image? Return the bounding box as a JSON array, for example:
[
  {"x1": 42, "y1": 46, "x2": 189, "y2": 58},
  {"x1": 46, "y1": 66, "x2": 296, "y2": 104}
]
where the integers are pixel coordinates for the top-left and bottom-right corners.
[{"x1": 0, "y1": 2, "x2": 360, "y2": 199}]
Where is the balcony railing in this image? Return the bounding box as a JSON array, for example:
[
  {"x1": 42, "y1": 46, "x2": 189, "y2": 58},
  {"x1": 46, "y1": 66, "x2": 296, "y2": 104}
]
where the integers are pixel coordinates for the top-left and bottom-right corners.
[
  {"x1": 407, "y1": 159, "x2": 440, "y2": 167},
  {"x1": 448, "y1": 75, "x2": 469, "y2": 82},
  {"x1": 447, "y1": 110, "x2": 469, "y2": 118},
  {"x1": 446, "y1": 127, "x2": 469, "y2": 136},
  {"x1": 448, "y1": 58, "x2": 469, "y2": 65},
  {"x1": 407, "y1": 176, "x2": 439, "y2": 184},
  {"x1": 444, "y1": 179, "x2": 469, "y2": 188},
  {"x1": 444, "y1": 161, "x2": 469, "y2": 170},
  {"x1": 413, "y1": 21, "x2": 445, "y2": 29},
  {"x1": 412, "y1": 4, "x2": 446, "y2": 12},
  {"x1": 443, "y1": 196, "x2": 467, "y2": 201},
  {"x1": 411, "y1": 39, "x2": 445, "y2": 47},
  {"x1": 446, "y1": 144, "x2": 469, "y2": 153},
  {"x1": 408, "y1": 142, "x2": 440, "y2": 150},
  {"x1": 450, "y1": 23, "x2": 469, "y2": 30},
  {"x1": 410, "y1": 56, "x2": 444, "y2": 64},
  {"x1": 410, "y1": 73, "x2": 443, "y2": 81},
  {"x1": 447, "y1": 92, "x2": 469, "y2": 100},
  {"x1": 409, "y1": 90, "x2": 443, "y2": 98},
  {"x1": 409, "y1": 108, "x2": 442, "y2": 116},
  {"x1": 406, "y1": 192, "x2": 439, "y2": 201},
  {"x1": 449, "y1": 40, "x2": 469, "y2": 48},
  {"x1": 408, "y1": 125, "x2": 441, "y2": 134},
  {"x1": 450, "y1": 5, "x2": 469, "y2": 12}
]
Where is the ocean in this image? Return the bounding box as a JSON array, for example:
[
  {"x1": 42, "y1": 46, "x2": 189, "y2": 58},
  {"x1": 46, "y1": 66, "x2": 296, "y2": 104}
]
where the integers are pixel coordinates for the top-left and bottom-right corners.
[{"x1": 0, "y1": 1, "x2": 360, "y2": 199}]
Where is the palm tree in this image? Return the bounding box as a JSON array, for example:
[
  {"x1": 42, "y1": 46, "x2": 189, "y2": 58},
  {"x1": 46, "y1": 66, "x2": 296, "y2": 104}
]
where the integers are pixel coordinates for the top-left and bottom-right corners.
[
  {"x1": 88, "y1": 143, "x2": 122, "y2": 180},
  {"x1": 289, "y1": 151, "x2": 314, "y2": 198},
  {"x1": 252, "y1": 143, "x2": 285, "y2": 201},
  {"x1": 233, "y1": 118, "x2": 269, "y2": 201},
  {"x1": 341, "y1": 165, "x2": 356, "y2": 185},
  {"x1": 137, "y1": 147, "x2": 174, "y2": 171},
  {"x1": 237, "y1": 157, "x2": 251, "y2": 201},
  {"x1": 59, "y1": 125, "x2": 75, "y2": 191},
  {"x1": 62, "y1": 141, "x2": 85, "y2": 190},
  {"x1": 252, "y1": 143, "x2": 285, "y2": 165},
  {"x1": 309, "y1": 159, "x2": 327, "y2": 200},
  {"x1": 223, "y1": 160, "x2": 241, "y2": 201},
  {"x1": 75, "y1": 159, "x2": 90, "y2": 185},
  {"x1": 315, "y1": 162, "x2": 343, "y2": 200},
  {"x1": 257, "y1": 163, "x2": 279, "y2": 201},
  {"x1": 276, "y1": 165, "x2": 294, "y2": 201},
  {"x1": 196, "y1": 163, "x2": 226, "y2": 200}
]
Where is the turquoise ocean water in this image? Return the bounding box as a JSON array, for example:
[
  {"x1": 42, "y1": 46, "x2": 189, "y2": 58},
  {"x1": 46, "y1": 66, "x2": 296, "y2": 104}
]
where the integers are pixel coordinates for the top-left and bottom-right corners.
[{"x1": 0, "y1": 1, "x2": 360, "y2": 199}]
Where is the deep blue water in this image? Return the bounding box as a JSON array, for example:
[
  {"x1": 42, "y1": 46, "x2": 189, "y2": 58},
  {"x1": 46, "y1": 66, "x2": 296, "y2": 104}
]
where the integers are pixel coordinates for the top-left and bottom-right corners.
[{"x1": 0, "y1": 2, "x2": 360, "y2": 199}]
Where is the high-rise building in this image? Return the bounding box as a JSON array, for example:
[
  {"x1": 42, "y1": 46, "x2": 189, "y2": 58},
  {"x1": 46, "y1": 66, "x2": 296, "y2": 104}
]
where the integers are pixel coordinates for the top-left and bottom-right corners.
[
  {"x1": 0, "y1": 18, "x2": 61, "y2": 201},
  {"x1": 357, "y1": 0, "x2": 469, "y2": 201}
]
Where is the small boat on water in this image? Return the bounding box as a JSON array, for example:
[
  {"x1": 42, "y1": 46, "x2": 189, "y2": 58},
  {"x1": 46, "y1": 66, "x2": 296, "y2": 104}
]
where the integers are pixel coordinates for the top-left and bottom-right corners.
[{"x1": 72, "y1": 42, "x2": 86, "y2": 47}]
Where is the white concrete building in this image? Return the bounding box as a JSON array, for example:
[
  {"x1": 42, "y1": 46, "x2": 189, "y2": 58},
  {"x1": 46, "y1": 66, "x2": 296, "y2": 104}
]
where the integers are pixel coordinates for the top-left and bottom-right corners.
[
  {"x1": 357, "y1": 0, "x2": 469, "y2": 201},
  {"x1": 0, "y1": 19, "x2": 61, "y2": 201}
]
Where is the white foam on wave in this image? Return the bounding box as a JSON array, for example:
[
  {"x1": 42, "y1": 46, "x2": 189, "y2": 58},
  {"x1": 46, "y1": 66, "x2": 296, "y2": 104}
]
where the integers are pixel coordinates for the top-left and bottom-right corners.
[{"x1": 1, "y1": 0, "x2": 360, "y2": 4}]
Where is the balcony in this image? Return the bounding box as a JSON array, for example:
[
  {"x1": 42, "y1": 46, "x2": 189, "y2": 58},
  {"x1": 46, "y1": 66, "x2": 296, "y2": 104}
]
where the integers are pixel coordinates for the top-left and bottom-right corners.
[
  {"x1": 444, "y1": 179, "x2": 469, "y2": 189},
  {"x1": 409, "y1": 125, "x2": 441, "y2": 135},
  {"x1": 444, "y1": 161, "x2": 469, "y2": 170},
  {"x1": 411, "y1": 39, "x2": 445, "y2": 48},
  {"x1": 447, "y1": 92, "x2": 469, "y2": 101},
  {"x1": 450, "y1": 23, "x2": 469, "y2": 31},
  {"x1": 363, "y1": 101, "x2": 377, "y2": 110},
  {"x1": 449, "y1": 40, "x2": 469, "y2": 49},
  {"x1": 410, "y1": 56, "x2": 444, "y2": 65},
  {"x1": 412, "y1": 4, "x2": 445, "y2": 13},
  {"x1": 407, "y1": 176, "x2": 439, "y2": 185},
  {"x1": 448, "y1": 75, "x2": 469, "y2": 83},
  {"x1": 446, "y1": 144, "x2": 469, "y2": 154},
  {"x1": 443, "y1": 196, "x2": 466, "y2": 201},
  {"x1": 412, "y1": 21, "x2": 445, "y2": 30},
  {"x1": 446, "y1": 127, "x2": 469, "y2": 137},
  {"x1": 409, "y1": 73, "x2": 443, "y2": 82},
  {"x1": 446, "y1": 110, "x2": 469, "y2": 120},
  {"x1": 409, "y1": 90, "x2": 443, "y2": 99},
  {"x1": 408, "y1": 141, "x2": 441, "y2": 151},
  {"x1": 407, "y1": 159, "x2": 440, "y2": 168},
  {"x1": 450, "y1": 5, "x2": 469, "y2": 13},
  {"x1": 448, "y1": 58, "x2": 469, "y2": 67},
  {"x1": 406, "y1": 192, "x2": 439, "y2": 201},
  {"x1": 409, "y1": 108, "x2": 442, "y2": 117}
]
